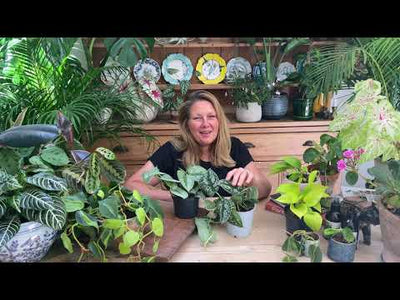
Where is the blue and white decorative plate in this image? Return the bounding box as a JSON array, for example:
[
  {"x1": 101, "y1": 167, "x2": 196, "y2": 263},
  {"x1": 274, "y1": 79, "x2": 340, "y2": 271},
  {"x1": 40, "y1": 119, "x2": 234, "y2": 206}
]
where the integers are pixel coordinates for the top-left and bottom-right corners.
[
  {"x1": 276, "y1": 62, "x2": 296, "y2": 82},
  {"x1": 225, "y1": 57, "x2": 252, "y2": 83},
  {"x1": 133, "y1": 58, "x2": 161, "y2": 82},
  {"x1": 161, "y1": 53, "x2": 193, "y2": 85}
]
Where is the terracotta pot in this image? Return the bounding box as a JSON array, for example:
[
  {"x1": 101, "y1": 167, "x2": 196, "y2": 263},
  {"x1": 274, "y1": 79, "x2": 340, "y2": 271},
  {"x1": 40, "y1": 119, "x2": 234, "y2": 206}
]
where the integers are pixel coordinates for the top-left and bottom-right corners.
[
  {"x1": 377, "y1": 199, "x2": 400, "y2": 262},
  {"x1": 320, "y1": 172, "x2": 342, "y2": 196}
]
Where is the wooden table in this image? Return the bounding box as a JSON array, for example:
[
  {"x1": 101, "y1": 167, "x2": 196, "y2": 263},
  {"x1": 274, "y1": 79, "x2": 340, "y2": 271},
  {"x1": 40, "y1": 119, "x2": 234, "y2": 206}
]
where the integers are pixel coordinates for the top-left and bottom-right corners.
[{"x1": 170, "y1": 199, "x2": 383, "y2": 262}]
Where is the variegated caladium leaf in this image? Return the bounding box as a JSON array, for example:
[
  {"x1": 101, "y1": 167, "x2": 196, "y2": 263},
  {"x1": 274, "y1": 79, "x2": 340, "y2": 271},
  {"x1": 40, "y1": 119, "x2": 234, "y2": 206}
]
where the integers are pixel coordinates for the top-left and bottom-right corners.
[
  {"x1": 25, "y1": 172, "x2": 67, "y2": 191},
  {"x1": 0, "y1": 216, "x2": 20, "y2": 249}
]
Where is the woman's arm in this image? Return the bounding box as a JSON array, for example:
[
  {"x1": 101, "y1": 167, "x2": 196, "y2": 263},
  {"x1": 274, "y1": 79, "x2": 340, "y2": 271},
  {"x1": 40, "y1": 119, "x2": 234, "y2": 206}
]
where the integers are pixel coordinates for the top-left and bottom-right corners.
[
  {"x1": 225, "y1": 162, "x2": 272, "y2": 200},
  {"x1": 124, "y1": 160, "x2": 173, "y2": 202}
]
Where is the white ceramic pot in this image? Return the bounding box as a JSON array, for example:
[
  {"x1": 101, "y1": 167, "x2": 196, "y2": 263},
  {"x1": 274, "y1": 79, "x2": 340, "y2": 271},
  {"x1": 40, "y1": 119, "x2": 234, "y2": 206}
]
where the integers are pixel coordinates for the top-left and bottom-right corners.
[
  {"x1": 235, "y1": 102, "x2": 262, "y2": 123},
  {"x1": 0, "y1": 221, "x2": 57, "y2": 262},
  {"x1": 226, "y1": 206, "x2": 256, "y2": 238}
]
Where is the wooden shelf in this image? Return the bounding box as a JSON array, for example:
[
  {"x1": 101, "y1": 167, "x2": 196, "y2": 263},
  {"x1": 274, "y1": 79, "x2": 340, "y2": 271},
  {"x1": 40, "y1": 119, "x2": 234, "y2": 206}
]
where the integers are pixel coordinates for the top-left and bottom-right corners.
[
  {"x1": 93, "y1": 40, "x2": 341, "y2": 50},
  {"x1": 158, "y1": 83, "x2": 234, "y2": 90}
]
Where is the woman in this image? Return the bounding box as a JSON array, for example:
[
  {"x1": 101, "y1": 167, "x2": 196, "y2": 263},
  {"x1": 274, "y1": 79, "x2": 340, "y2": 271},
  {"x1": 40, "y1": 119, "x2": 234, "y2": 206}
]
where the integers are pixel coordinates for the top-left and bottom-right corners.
[{"x1": 124, "y1": 90, "x2": 271, "y2": 201}]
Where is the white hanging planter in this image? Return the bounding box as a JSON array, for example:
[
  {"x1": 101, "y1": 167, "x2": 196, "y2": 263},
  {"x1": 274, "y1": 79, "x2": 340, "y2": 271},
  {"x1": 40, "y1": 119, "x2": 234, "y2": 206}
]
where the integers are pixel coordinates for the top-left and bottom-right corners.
[
  {"x1": 235, "y1": 102, "x2": 262, "y2": 123},
  {"x1": 226, "y1": 205, "x2": 256, "y2": 238}
]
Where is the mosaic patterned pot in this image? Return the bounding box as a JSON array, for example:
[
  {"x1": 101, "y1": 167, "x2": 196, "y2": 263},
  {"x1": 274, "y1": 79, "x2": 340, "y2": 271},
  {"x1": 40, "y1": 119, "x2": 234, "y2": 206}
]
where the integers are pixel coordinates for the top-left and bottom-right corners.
[{"x1": 0, "y1": 221, "x2": 57, "y2": 262}]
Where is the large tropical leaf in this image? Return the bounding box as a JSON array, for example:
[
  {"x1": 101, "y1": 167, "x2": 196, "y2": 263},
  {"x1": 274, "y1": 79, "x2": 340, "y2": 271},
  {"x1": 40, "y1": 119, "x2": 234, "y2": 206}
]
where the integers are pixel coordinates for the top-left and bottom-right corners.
[
  {"x1": 0, "y1": 216, "x2": 20, "y2": 249},
  {"x1": 25, "y1": 172, "x2": 67, "y2": 191},
  {"x1": 23, "y1": 196, "x2": 66, "y2": 230},
  {"x1": 18, "y1": 188, "x2": 54, "y2": 210}
]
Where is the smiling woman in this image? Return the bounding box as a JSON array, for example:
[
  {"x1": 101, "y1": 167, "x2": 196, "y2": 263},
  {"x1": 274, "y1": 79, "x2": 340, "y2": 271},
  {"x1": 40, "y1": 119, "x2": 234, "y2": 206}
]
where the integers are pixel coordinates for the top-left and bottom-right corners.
[{"x1": 124, "y1": 90, "x2": 272, "y2": 202}]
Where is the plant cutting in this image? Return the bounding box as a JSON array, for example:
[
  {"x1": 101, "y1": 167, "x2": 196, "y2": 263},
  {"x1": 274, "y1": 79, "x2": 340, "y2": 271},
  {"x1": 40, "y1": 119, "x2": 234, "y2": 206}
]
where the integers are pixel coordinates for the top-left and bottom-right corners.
[
  {"x1": 275, "y1": 170, "x2": 329, "y2": 233},
  {"x1": 281, "y1": 230, "x2": 322, "y2": 262},
  {"x1": 323, "y1": 226, "x2": 357, "y2": 262}
]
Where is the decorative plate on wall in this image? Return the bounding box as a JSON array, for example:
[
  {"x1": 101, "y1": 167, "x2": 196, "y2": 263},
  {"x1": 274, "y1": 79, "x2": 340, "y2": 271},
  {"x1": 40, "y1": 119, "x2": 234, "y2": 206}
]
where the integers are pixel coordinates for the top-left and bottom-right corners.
[
  {"x1": 133, "y1": 58, "x2": 161, "y2": 82},
  {"x1": 225, "y1": 57, "x2": 252, "y2": 83},
  {"x1": 195, "y1": 53, "x2": 227, "y2": 84},
  {"x1": 161, "y1": 53, "x2": 193, "y2": 85},
  {"x1": 252, "y1": 61, "x2": 268, "y2": 80},
  {"x1": 276, "y1": 62, "x2": 296, "y2": 82}
]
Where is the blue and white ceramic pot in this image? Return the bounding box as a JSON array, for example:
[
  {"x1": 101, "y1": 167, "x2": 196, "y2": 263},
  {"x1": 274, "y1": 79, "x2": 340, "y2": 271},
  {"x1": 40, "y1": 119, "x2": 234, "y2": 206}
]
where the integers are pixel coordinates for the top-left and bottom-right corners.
[{"x1": 0, "y1": 221, "x2": 57, "y2": 262}]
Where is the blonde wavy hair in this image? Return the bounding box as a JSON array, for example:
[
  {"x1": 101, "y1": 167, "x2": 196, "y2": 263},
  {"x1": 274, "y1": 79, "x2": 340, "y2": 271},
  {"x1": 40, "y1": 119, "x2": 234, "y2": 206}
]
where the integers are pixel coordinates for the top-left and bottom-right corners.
[{"x1": 171, "y1": 90, "x2": 236, "y2": 168}]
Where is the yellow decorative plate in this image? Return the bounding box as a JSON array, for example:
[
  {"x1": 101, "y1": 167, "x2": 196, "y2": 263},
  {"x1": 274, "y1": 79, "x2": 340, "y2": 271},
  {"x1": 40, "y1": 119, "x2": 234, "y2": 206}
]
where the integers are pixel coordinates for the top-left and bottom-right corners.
[{"x1": 195, "y1": 53, "x2": 227, "y2": 84}]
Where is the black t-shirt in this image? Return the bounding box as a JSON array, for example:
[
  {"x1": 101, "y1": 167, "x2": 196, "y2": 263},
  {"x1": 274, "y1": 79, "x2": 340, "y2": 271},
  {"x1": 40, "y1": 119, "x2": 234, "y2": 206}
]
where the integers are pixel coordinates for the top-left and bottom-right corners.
[{"x1": 148, "y1": 136, "x2": 254, "y2": 196}]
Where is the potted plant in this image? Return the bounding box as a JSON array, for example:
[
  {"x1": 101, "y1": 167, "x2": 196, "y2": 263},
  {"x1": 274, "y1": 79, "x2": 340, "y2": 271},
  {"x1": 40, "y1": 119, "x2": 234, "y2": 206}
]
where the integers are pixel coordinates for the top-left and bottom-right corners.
[
  {"x1": 367, "y1": 160, "x2": 400, "y2": 262},
  {"x1": 229, "y1": 76, "x2": 268, "y2": 123},
  {"x1": 143, "y1": 165, "x2": 209, "y2": 219},
  {"x1": 161, "y1": 80, "x2": 191, "y2": 121},
  {"x1": 248, "y1": 38, "x2": 310, "y2": 120},
  {"x1": 223, "y1": 185, "x2": 258, "y2": 238},
  {"x1": 60, "y1": 156, "x2": 165, "y2": 262},
  {"x1": 281, "y1": 229, "x2": 322, "y2": 262},
  {"x1": 274, "y1": 170, "x2": 330, "y2": 234},
  {"x1": 302, "y1": 134, "x2": 343, "y2": 195},
  {"x1": 324, "y1": 227, "x2": 357, "y2": 262},
  {"x1": 269, "y1": 156, "x2": 312, "y2": 185},
  {"x1": 0, "y1": 124, "x2": 68, "y2": 262}
]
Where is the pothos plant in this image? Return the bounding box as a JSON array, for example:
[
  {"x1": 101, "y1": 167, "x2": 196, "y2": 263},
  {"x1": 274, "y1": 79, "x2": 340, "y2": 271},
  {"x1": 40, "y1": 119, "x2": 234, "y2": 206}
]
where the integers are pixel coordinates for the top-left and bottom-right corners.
[
  {"x1": 270, "y1": 156, "x2": 312, "y2": 184},
  {"x1": 60, "y1": 146, "x2": 164, "y2": 262},
  {"x1": 275, "y1": 170, "x2": 329, "y2": 231},
  {"x1": 281, "y1": 230, "x2": 322, "y2": 262}
]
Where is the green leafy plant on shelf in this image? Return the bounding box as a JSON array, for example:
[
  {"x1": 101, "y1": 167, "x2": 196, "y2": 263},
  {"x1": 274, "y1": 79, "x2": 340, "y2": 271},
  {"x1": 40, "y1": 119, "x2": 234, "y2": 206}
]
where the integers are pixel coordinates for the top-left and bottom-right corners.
[
  {"x1": 229, "y1": 75, "x2": 270, "y2": 109},
  {"x1": 274, "y1": 170, "x2": 329, "y2": 231},
  {"x1": 161, "y1": 80, "x2": 191, "y2": 118}
]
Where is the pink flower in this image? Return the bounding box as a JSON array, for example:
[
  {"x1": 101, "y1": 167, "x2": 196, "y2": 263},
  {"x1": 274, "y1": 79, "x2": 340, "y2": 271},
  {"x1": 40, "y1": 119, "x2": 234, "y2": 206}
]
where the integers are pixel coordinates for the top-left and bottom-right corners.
[
  {"x1": 152, "y1": 90, "x2": 161, "y2": 98},
  {"x1": 337, "y1": 159, "x2": 347, "y2": 172},
  {"x1": 343, "y1": 150, "x2": 354, "y2": 159}
]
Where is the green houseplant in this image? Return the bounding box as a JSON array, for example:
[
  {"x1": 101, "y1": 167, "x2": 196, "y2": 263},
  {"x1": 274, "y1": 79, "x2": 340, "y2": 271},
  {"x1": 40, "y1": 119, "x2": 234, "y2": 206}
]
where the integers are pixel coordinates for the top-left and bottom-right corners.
[
  {"x1": 275, "y1": 170, "x2": 329, "y2": 233},
  {"x1": 0, "y1": 37, "x2": 158, "y2": 146},
  {"x1": 281, "y1": 230, "x2": 322, "y2": 262},
  {"x1": 161, "y1": 80, "x2": 191, "y2": 120},
  {"x1": 269, "y1": 156, "x2": 311, "y2": 184},
  {"x1": 323, "y1": 227, "x2": 357, "y2": 262},
  {"x1": 0, "y1": 123, "x2": 69, "y2": 262}
]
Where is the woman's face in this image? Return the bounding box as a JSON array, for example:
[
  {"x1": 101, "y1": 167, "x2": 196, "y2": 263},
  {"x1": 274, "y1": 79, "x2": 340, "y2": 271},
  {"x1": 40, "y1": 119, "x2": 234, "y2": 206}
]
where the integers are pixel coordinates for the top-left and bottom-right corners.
[{"x1": 188, "y1": 100, "x2": 219, "y2": 147}]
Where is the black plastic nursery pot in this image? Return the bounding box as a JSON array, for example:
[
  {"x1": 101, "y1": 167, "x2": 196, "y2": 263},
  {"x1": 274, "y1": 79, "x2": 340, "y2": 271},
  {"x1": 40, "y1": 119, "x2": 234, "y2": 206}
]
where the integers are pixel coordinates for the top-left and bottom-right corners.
[
  {"x1": 284, "y1": 205, "x2": 312, "y2": 235},
  {"x1": 292, "y1": 98, "x2": 314, "y2": 120},
  {"x1": 172, "y1": 195, "x2": 199, "y2": 219}
]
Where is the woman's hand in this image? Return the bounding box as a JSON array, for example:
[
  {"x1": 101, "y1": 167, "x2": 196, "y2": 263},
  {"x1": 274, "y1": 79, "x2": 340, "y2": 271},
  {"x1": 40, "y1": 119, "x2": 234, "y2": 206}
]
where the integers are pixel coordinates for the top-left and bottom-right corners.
[{"x1": 225, "y1": 167, "x2": 254, "y2": 187}]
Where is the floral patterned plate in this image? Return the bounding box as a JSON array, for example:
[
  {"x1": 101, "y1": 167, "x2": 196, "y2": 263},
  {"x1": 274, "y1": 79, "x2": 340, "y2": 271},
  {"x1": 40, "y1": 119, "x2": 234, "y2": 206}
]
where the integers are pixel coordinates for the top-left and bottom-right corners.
[
  {"x1": 196, "y1": 53, "x2": 227, "y2": 84},
  {"x1": 133, "y1": 58, "x2": 161, "y2": 82},
  {"x1": 225, "y1": 57, "x2": 252, "y2": 83},
  {"x1": 162, "y1": 53, "x2": 193, "y2": 85},
  {"x1": 276, "y1": 62, "x2": 296, "y2": 82}
]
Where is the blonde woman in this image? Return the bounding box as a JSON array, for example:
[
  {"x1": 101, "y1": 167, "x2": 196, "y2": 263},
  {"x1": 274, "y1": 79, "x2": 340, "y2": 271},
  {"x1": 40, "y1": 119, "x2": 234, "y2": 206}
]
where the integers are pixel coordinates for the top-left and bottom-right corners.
[{"x1": 125, "y1": 90, "x2": 271, "y2": 201}]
